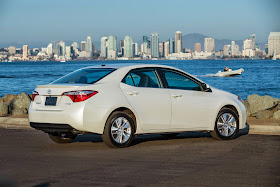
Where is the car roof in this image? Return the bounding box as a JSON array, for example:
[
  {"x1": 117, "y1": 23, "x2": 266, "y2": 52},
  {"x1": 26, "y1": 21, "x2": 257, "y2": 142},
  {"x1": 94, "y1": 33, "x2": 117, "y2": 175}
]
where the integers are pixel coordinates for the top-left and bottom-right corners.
[{"x1": 83, "y1": 63, "x2": 173, "y2": 70}]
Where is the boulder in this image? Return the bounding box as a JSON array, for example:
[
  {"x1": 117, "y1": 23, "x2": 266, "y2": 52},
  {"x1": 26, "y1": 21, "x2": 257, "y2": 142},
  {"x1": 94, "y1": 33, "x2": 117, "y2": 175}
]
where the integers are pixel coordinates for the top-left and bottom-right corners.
[
  {"x1": 242, "y1": 100, "x2": 251, "y2": 116},
  {"x1": 9, "y1": 92, "x2": 31, "y2": 111},
  {"x1": 273, "y1": 110, "x2": 280, "y2": 120},
  {"x1": 11, "y1": 108, "x2": 27, "y2": 116},
  {"x1": 247, "y1": 94, "x2": 279, "y2": 115},
  {"x1": 271, "y1": 104, "x2": 280, "y2": 113},
  {"x1": 0, "y1": 102, "x2": 8, "y2": 116},
  {"x1": 3, "y1": 94, "x2": 17, "y2": 103},
  {"x1": 256, "y1": 110, "x2": 274, "y2": 119},
  {"x1": 0, "y1": 97, "x2": 3, "y2": 103}
]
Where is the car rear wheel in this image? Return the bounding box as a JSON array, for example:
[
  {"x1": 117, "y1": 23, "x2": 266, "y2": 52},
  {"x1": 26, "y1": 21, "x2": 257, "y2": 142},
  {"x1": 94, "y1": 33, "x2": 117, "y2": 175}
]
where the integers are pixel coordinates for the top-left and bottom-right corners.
[
  {"x1": 48, "y1": 133, "x2": 77, "y2": 143},
  {"x1": 210, "y1": 108, "x2": 239, "y2": 140},
  {"x1": 102, "y1": 111, "x2": 135, "y2": 148}
]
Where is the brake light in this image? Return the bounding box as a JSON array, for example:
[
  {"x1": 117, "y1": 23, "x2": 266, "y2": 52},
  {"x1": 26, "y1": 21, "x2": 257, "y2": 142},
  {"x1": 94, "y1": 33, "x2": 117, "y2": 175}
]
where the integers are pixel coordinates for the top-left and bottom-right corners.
[
  {"x1": 32, "y1": 91, "x2": 39, "y2": 101},
  {"x1": 62, "y1": 90, "x2": 98, "y2": 102}
]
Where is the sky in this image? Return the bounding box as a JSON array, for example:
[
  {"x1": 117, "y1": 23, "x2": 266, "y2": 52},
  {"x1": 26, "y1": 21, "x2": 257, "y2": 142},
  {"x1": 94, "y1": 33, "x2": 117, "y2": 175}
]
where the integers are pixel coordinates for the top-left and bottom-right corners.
[{"x1": 0, "y1": 0, "x2": 279, "y2": 44}]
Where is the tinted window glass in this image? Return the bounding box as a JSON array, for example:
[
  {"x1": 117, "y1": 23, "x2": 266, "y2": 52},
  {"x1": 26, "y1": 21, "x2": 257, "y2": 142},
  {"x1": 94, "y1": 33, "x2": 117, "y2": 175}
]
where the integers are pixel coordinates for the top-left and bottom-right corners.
[
  {"x1": 162, "y1": 69, "x2": 201, "y2": 91},
  {"x1": 53, "y1": 68, "x2": 115, "y2": 84},
  {"x1": 122, "y1": 69, "x2": 161, "y2": 88}
]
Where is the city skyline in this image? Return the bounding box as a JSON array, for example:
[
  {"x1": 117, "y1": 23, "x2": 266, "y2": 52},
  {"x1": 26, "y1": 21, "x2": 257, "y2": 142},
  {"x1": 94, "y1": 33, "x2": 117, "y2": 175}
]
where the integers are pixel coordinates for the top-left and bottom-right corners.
[{"x1": 0, "y1": 0, "x2": 279, "y2": 44}]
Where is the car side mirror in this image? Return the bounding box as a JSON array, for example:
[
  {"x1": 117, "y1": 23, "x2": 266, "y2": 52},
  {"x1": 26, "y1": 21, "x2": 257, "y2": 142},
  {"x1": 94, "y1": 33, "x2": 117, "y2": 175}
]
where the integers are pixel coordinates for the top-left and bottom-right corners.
[{"x1": 201, "y1": 83, "x2": 212, "y2": 92}]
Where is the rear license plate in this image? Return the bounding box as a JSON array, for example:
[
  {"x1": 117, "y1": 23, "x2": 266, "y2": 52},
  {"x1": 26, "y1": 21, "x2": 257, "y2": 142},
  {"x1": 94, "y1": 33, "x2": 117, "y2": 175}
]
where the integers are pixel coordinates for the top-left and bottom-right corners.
[{"x1": 45, "y1": 97, "x2": 57, "y2": 106}]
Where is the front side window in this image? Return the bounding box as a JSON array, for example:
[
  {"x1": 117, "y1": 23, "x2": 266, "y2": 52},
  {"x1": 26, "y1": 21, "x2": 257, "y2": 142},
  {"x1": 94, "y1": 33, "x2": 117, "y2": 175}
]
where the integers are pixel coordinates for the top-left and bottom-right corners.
[
  {"x1": 122, "y1": 68, "x2": 161, "y2": 88},
  {"x1": 161, "y1": 69, "x2": 201, "y2": 91},
  {"x1": 53, "y1": 68, "x2": 116, "y2": 84}
]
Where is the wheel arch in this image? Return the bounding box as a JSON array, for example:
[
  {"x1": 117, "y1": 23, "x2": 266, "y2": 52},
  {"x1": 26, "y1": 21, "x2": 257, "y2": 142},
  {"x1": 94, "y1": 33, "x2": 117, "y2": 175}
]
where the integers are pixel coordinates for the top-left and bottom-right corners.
[{"x1": 106, "y1": 107, "x2": 138, "y2": 133}]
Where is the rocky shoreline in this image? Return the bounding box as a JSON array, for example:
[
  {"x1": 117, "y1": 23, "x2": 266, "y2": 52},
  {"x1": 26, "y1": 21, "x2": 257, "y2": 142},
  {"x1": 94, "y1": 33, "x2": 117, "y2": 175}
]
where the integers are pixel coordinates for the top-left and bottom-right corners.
[{"x1": 0, "y1": 93, "x2": 280, "y2": 120}]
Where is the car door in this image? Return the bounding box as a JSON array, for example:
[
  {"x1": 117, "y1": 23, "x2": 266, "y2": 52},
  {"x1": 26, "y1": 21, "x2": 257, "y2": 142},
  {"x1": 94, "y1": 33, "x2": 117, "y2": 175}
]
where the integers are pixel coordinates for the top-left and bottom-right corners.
[
  {"x1": 120, "y1": 68, "x2": 171, "y2": 131},
  {"x1": 160, "y1": 68, "x2": 214, "y2": 130}
]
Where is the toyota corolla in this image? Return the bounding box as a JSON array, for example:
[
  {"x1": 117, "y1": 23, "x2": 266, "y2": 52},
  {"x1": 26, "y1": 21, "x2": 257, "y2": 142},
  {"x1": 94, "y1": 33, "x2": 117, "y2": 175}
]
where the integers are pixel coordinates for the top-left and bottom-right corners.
[{"x1": 29, "y1": 64, "x2": 247, "y2": 148}]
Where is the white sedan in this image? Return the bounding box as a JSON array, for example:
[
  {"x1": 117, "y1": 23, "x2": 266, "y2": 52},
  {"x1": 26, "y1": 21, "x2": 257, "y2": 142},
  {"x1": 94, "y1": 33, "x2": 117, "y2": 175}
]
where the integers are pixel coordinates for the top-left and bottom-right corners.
[{"x1": 29, "y1": 64, "x2": 247, "y2": 148}]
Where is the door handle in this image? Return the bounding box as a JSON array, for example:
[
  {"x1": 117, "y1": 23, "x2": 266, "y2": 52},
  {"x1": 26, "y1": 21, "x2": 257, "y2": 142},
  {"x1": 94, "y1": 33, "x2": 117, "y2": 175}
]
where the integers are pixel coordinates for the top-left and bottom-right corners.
[
  {"x1": 127, "y1": 91, "x2": 139, "y2": 96},
  {"x1": 171, "y1": 94, "x2": 182, "y2": 98}
]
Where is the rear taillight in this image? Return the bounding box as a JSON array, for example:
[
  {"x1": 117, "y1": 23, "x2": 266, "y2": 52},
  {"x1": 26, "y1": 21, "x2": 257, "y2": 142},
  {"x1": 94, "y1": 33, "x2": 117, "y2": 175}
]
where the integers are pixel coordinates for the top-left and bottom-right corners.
[
  {"x1": 62, "y1": 90, "x2": 98, "y2": 102},
  {"x1": 32, "y1": 91, "x2": 39, "y2": 101}
]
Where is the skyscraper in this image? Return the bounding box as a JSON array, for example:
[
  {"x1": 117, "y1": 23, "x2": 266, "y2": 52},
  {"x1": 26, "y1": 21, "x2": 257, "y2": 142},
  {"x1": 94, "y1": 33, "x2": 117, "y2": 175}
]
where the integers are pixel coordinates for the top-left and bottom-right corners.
[
  {"x1": 101, "y1": 37, "x2": 108, "y2": 58},
  {"x1": 71, "y1": 42, "x2": 79, "y2": 56},
  {"x1": 47, "y1": 43, "x2": 53, "y2": 56},
  {"x1": 268, "y1": 32, "x2": 280, "y2": 55},
  {"x1": 164, "y1": 41, "x2": 169, "y2": 57},
  {"x1": 231, "y1": 41, "x2": 239, "y2": 56},
  {"x1": 81, "y1": 41, "x2": 86, "y2": 52},
  {"x1": 204, "y1": 38, "x2": 215, "y2": 53},
  {"x1": 223, "y1": 45, "x2": 230, "y2": 56},
  {"x1": 22, "y1": 45, "x2": 28, "y2": 59},
  {"x1": 159, "y1": 42, "x2": 163, "y2": 57},
  {"x1": 249, "y1": 34, "x2": 256, "y2": 50},
  {"x1": 242, "y1": 39, "x2": 254, "y2": 57},
  {"x1": 132, "y1": 43, "x2": 138, "y2": 57},
  {"x1": 107, "y1": 35, "x2": 117, "y2": 59},
  {"x1": 151, "y1": 32, "x2": 159, "y2": 58},
  {"x1": 169, "y1": 38, "x2": 174, "y2": 54},
  {"x1": 58, "y1": 41, "x2": 65, "y2": 56},
  {"x1": 143, "y1": 36, "x2": 150, "y2": 55},
  {"x1": 124, "y1": 35, "x2": 133, "y2": 58},
  {"x1": 194, "y1": 43, "x2": 201, "y2": 52},
  {"x1": 120, "y1": 40, "x2": 124, "y2": 52},
  {"x1": 86, "y1": 36, "x2": 93, "y2": 58},
  {"x1": 175, "y1": 31, "x2": 182, "y2": 53}
]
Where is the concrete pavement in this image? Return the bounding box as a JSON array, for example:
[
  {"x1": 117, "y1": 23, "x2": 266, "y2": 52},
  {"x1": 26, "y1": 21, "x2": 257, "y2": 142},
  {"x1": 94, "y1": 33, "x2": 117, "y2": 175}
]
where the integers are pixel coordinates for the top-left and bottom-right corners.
[{"x1": 0, "y1": 128, "x2": 279, "y2": 186}]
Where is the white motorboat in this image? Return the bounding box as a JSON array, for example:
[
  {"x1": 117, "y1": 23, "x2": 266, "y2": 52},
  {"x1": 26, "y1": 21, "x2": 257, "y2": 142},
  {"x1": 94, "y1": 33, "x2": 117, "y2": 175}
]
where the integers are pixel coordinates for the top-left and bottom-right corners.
[{"x1": 216, "y1": 68, "x2": 244, "y2": 77}]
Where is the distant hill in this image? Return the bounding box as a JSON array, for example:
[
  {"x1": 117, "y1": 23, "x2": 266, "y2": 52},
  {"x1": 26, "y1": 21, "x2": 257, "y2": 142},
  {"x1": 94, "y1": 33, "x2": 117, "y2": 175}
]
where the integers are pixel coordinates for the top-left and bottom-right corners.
[
  {"x1": 0, "y1": 33, "x2": 266, "y2": 51},
  {"x1": 182, "y1": 33, "x2": 266, "y2": 51}
]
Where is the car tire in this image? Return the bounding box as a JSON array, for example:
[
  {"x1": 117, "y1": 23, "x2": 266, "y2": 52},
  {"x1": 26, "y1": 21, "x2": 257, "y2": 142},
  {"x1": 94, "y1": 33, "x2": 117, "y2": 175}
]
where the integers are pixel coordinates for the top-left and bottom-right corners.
[
  {"x1": 102, "y1": 111, "x2": 135, "y2": 148},
  {"x1": 48, "y1": 133, "x2": 77, "y2": 143},
  {"x1": 160, "y1": 133, "x2": 179, "y2": 139},
  {"x1": 210, "y1": 108, "x2": 239, "y2": 140}
]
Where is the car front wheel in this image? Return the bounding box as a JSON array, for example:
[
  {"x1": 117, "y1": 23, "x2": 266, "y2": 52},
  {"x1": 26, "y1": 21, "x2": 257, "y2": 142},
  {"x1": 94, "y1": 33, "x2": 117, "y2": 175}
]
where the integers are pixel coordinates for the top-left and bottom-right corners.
[
  {"x1": 210, "y1": 108, "x2": 239, "y2": 140},
  {"x1": 102, "y1": 111, "x2": 135, "y2": 148}
]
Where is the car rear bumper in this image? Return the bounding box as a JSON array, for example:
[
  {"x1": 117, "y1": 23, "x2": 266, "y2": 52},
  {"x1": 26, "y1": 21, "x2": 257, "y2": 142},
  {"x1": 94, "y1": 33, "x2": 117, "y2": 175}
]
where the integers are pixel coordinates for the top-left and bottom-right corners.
[{"x1": 28, "y1": 101, "x2": 110, "y2": 134}]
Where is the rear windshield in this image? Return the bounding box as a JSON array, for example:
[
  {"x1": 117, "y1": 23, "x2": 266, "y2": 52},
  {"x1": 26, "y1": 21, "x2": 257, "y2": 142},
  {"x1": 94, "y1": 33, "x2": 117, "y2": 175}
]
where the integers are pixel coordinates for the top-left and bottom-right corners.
[{"x1": 52, "y1": 68, "x2": 116, "y2": 84}]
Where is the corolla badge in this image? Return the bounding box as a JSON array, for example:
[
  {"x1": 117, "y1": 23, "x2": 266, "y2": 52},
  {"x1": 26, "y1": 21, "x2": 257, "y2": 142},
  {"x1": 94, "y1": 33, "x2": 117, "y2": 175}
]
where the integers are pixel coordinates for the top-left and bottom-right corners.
[{"x1": 47, "y1": 89, "x2": 52, "y2": 94}]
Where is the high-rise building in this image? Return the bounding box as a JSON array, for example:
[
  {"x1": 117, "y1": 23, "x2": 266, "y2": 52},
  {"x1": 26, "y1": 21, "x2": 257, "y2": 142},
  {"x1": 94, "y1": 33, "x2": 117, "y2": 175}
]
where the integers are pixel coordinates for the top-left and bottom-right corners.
[
  {"x1": 169, "y1": 38, "x2": 174, "y2": 54},
  {"x1": 159, "y1": 42, "x2": 163, "y2": 57},
  {"x1": 151, "y1": 32, "x2": 159, "y2": 58},
  {"x1": 268, "y1": 32, "x2": 280, "y2": 55},
  {"x1": 194, "y1": 43, "x2": 201, "y2": 52},
  {"x1": 163, "y1": 41, "x2": 169, "y2": 57},
  {"x1": 107, "y1": 35, "x2": 117, "y2": 59},
  {"x1": 204, "y1": 38, "x2": 215, "y2": 53},
  {"x1": 101, "y1": 37, "x2": 108, "y2": 58},
  {"x1": 65, "y1": 46, "x2": 71, "y2": 59},
  {"x1": 231, "y1": 41, "x2": 239, "y2": 56},
  {"x1": 47, "y1": 43, "x2": 53, "y2": 56},
  {"x1": 120, "y1": 40, "x2": 124, "y2": 52},
  {"x1": 81, "y1": 41, "x2": 86, "y2": 52},
  {"x1": 22, "y1": 45, "x2": 28, "y2": 59},
  {"x1": 265, "y1": 44, "x2": 269, "y2": 54},
  {"x1": 143, "y1": 36, "x2": 150, "y2": 55},
  {"x1": 71, "y1": 42, "x2": 79, "y2": 56},
  {"x1": 55, "y1": 43, "x2": 61, "y2": 56},
  {"x1": 132, "y1": 43, "x2": 138, "y2": 57},
  {"x1": 86, "y1": 36, "x2": 93, "y2": 58},
  {"x1": 124, "y1": 35, "x2": 133, "y2": 58},
  {"x1": 223, "y1": 45, "x2": 230, "y2": 56},
  {"x1": 249, "y1": 34, "x2": 256, "y2": 50},
  {"x1": 8, "y1": 46, "x2": 16, "y2": 55},
  {"x1": 58, "y1": 41, "x2": 65, "y2": 56},
  {"x1": 242, "y1": 39, "x2": 254, "y2": 57},
  {"x1": 175, "y1": 31, "x2": 182, "y2": 53}
]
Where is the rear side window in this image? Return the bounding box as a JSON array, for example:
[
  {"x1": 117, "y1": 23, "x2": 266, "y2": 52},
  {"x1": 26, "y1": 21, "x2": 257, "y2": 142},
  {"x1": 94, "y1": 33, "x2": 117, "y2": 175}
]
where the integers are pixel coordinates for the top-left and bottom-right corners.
[
  {"x1": 53, "y1": 68, "x2": 116, "y2": 84},
  {"x1": 122, "y1": 69, "x2": 161, "y2": 88}
]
